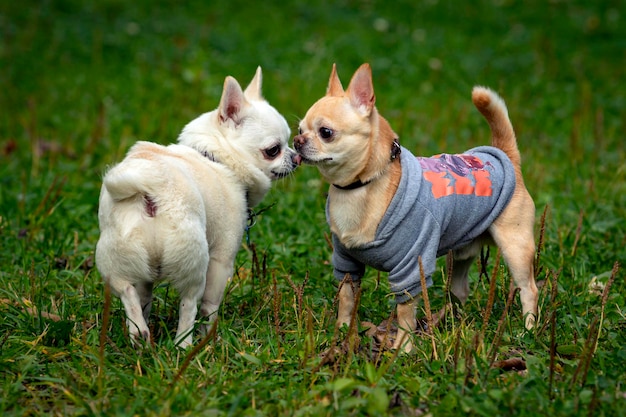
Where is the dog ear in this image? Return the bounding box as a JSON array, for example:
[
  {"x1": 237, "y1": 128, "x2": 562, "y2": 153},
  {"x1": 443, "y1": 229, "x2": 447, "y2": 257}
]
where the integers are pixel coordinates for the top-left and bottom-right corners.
[
  {"x1": 244, "y1": 66, "x2": 263, "y2": 101},
  {"x1": 346, "y1": 63, "x2": 375, "y2": 116},
  {"x1": 326, "y1": 63, "x2": 344, "y2": 97},
  {"x1": 219, "y1": 76, "x2": 248, "y2": 125}
]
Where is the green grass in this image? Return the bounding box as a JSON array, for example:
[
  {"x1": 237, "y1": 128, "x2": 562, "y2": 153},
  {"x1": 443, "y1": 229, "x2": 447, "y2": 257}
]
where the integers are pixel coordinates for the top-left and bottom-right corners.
[{"x1": 1, "y1": 0, "x2": 624, "y2": 415}]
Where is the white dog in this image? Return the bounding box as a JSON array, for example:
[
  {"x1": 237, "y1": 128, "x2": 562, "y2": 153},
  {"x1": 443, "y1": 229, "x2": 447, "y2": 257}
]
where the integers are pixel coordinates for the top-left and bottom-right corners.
[{"x1": 96, "y1": 68, "x2": 297, "y2": 347}]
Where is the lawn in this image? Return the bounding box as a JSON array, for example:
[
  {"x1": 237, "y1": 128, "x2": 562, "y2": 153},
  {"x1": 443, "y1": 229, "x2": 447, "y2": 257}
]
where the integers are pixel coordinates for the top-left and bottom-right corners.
[{"x1": 1, "y1": 0, "x2": 624, "y2": 415}]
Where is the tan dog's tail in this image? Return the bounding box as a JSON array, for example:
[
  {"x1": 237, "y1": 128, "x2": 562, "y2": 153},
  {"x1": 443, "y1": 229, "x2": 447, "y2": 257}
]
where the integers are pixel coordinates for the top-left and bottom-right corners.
[{"x1": 472, "y1": 86, "x2": 521, "y2": 169}]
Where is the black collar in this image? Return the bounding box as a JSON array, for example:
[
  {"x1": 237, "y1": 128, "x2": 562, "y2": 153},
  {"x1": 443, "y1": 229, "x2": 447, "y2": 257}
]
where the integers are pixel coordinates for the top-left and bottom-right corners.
[
  {"x1": 332, "y1": 139, "x2": 401, "y2": 191},
  {"x1": 201, "y1": 150, "x2": 218, "y2": 162},
  {"x1": 333, "y1": 179, "x2": 371, "y2": 190}
]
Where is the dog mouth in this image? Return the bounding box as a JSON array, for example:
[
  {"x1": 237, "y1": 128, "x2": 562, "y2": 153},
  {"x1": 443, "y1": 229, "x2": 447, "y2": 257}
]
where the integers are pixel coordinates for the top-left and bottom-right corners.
[
  {"x1": 296, "y1": 153, "x2": 333, "y2": 165},
  {"x1": 271, "y1": 170, "x2": 293, "y2": 179}
]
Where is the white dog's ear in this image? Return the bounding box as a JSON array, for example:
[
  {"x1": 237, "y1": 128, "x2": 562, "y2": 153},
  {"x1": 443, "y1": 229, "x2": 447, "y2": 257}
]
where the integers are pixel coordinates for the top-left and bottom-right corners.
[
  {"x1": 346, "y1": 63, "x2": 375, "y2": 117},
  {"x1": 326, "y1": 63, "x2": 344, "y2": 97},
  {"x1": 244, "y1": 66, "x2": 263, "y2": 101},
  {"x1": 219, "y1": 76, "x2": 248, "y2": 125}
]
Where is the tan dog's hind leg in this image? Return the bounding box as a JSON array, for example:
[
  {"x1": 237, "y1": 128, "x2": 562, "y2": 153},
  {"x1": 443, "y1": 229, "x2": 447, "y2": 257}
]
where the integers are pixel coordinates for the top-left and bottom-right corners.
[
  {"x1": 393, "y1": 300, "x2": 417, "y2": 352},
  {"x1": 473, "y1": 85, "x2": 538, "y2": 329},
  {"x1": 490, "y1": 188, "x2": 538, "y2": 329},
  {"x1": 448, "y1": 254, "x2": 478, "y2": 304}
]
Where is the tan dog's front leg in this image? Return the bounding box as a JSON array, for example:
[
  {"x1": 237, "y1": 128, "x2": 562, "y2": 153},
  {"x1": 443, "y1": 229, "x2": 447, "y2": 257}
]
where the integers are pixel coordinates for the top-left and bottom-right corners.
[
  {"x1": 393, "y1": 299, "x2": 417, "y2": 353},
  {"x1": 337, "y1": 277, "x2": 358, "y2": 328}
]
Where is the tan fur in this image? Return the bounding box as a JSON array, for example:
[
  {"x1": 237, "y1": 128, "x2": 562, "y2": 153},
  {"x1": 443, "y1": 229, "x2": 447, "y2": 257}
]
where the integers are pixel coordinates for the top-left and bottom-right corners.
[
  {"x1": 295, "y1": 64, "x2": 538, "y2": 353},
  {"x1": 294, "y1": 64, "x2": 402, "y2": 246}
]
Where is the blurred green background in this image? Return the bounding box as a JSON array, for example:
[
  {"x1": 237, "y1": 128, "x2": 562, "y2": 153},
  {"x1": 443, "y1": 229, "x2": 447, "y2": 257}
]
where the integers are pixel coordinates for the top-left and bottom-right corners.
[{"x1": 1, "y1": 1, "x2": 624, "y2": 415}]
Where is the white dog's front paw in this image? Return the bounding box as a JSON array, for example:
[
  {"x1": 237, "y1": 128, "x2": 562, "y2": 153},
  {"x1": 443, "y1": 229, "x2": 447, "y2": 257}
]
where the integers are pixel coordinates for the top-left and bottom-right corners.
[{"x1": 175, "y1": 336, "x2": 193, "y2": 349}]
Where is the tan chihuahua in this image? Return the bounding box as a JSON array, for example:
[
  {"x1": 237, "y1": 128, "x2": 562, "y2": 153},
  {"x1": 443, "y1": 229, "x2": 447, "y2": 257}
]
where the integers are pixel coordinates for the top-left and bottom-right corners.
[{"x1": 294, "y1": 64, "x2": 538, "y2": 352}]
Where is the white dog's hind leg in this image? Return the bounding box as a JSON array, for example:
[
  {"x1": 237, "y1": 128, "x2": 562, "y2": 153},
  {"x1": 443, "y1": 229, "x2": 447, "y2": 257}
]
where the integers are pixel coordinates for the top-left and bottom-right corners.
[
  {"x1": 199, "y1": 258, "x2": 235, "y2": 335},
  {"x1": 112, "y1": 281, "x2": 151, "y2": 344},
  {"x1": 171, "y1": 252, "x2": 208, "y2": 348},
  {"x1": 174, "y1": 293, "x2": 200, "y2": 348},
  {"x1": 136, "y1": 281, "x2": 154, "y2": 322}
]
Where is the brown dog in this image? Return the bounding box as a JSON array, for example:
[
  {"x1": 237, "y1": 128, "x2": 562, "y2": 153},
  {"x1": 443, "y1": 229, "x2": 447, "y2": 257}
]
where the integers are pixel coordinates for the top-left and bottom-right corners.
[{"x1": 294, "y1": 64, "x2": 538, "y2": 351}]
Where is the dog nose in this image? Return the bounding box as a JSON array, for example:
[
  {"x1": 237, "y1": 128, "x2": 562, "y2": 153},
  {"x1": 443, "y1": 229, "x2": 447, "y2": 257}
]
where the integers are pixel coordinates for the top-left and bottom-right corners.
[{"x1": 293, "y1": 134, "x2": 306, "y2": 150}]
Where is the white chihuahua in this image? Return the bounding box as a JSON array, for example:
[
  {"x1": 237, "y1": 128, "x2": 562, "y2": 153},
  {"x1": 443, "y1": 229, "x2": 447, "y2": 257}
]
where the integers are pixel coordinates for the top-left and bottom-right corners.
[{"x1": 96, "y1": 68, "x2": 298, "y2": 348}]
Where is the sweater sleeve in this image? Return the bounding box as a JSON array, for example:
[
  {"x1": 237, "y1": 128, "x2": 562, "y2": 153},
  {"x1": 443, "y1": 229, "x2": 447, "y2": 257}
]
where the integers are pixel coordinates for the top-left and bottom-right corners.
[{"x1": 332, "y1": 234, "x2": 365, "y2": 284}]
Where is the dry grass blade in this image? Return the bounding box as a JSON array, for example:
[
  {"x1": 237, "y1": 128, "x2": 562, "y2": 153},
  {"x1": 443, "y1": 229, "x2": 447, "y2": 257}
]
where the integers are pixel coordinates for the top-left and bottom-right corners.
[
  {"x1": 464, "y1": 332, "x2": 480, "y2": 390},
  {"x1": 571, "y1": 209, "x2": 584, "y2": 257},
  {"x1": 548, "y1": 269, "x2": 561, "y2": 398},
  {"x1": 572, "y1": 261, "x2": 620, "y2": 388},
  {"x1": 99, "y1": 283, "x2": 112, "y2": 377},
  {"x1": 570, "y1": 316, "x2": 599, "y2": 389},
  {"x1": 33, "y1": 175, "x2": 67, "y2": 220},
  {"x1": 171, "y1": 318, "x2": 219, "y2": 387},
  {"x1": 535, "y1": 204, "x2": 549, "y2": 278},
  {"x1": 98, "y1": 282, "x2": 112, "y2": 407},
  {"x1": 273, "y1": 272, "x2": 281, "y2": 346},
  {"x1": 418, "y1": 256, "x2": 437, "y2": 360},
  {"x1": 445, "y1": 250, "x2": 454, "y2": 295},
  {"x1": 488, "y1": 286, "x2": 519, "y2": 367},
  {"x1": 284, "y1": 272, "x2": 309, "y2": 318},
  {"x1": 480, "y1": 249, "x2": 501, "y2": 345}
]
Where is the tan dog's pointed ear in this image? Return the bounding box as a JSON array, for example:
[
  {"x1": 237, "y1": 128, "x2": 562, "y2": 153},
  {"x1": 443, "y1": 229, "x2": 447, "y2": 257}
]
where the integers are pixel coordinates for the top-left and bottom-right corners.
[
  {"x1": 219, "y1": 76, "x2": 248, "y2": 125},
  {"x1": 244, "y1": 66, "x2": 263, "y2": 100},
  {"x1": 346, "y1": 63, "x2": 375, "y2": 116},
  {"x1": 326, "y1": 63, "x2": 344, "y2": 97}
]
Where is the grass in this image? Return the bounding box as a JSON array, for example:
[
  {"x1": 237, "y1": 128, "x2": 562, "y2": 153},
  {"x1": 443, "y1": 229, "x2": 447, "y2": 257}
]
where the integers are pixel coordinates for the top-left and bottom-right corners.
[{"x1": 1, "y1": 0, "x2": 624, "y2": 415}]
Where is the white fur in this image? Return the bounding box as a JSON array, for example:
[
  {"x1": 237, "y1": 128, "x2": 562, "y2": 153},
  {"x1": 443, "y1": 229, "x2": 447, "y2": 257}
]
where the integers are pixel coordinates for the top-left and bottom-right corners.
[{"x1": 96, "y1": 68, "x2": 297, "y2": 348}]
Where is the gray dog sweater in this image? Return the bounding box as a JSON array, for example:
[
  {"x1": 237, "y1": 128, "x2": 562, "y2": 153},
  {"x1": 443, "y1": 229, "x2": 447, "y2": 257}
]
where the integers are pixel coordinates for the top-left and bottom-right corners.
[{"x1": 330, "y1": 145, "x2": 516, "y2": 303}]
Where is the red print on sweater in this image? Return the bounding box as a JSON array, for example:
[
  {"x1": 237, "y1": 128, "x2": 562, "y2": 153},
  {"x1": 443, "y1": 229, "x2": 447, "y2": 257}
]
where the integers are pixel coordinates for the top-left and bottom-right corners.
[{"x1": 418, "y1": 154, "x2": 493, "y2": 199}]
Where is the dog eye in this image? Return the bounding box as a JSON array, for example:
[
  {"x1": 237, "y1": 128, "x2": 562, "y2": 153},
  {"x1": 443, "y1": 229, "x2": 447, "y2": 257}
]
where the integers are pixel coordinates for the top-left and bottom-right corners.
[
  {"x1": 298, "y1": 127, "x2": 303, "y2": 135},
  {"x1": 319, "y1": 127, "x2": 333, "y2": 140},
  {"x1": 264, "y1": 145, "x2": 281, "y2": 159}
]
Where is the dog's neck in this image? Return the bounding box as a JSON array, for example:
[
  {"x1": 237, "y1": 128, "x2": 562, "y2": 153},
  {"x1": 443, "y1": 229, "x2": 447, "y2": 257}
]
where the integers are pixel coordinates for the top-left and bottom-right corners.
[
  {"x1": 328, "y1": 114, "x2": 402, "y2": 247},
  {"x1": 333, "y1": 138, "x2": 401, "y2": 190},
  {"x1": 178, "y1": 126, "x2": 271, "y2": 208},
  {"x1": 203, "y1": 144, "x2": 270, "y2": 207}
]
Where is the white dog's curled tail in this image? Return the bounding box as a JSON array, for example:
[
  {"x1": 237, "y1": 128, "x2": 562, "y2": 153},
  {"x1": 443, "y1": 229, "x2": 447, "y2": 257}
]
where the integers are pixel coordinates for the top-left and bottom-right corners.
[
  {"x1": 103, "y1": 158, "x2": 166, "y2": 202},
  {"x1": 472, "y1": 86, "x2": 521, "y2": 168}
]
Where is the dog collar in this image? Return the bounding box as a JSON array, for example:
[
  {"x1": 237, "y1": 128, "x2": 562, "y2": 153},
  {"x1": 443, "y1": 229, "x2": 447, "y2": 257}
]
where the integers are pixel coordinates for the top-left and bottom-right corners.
[
  {"x1": 201, "y1": 150, "x2": 219, "y2": 162},
  {"x1": 333, "y1": 139, "x2": 401, "y2": 191},
  {"x1": 333, "y1": 179, "x2": 371, "y2": 190}
]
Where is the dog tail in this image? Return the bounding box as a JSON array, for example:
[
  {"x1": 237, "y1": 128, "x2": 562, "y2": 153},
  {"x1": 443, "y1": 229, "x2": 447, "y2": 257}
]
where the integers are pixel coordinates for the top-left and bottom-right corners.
[
  {"x1": 103, "y1": 159, "x2": 166, "y2": 202},
  {"x1": 472, "y1": 86, "x2": 521, "y2": 168}
]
